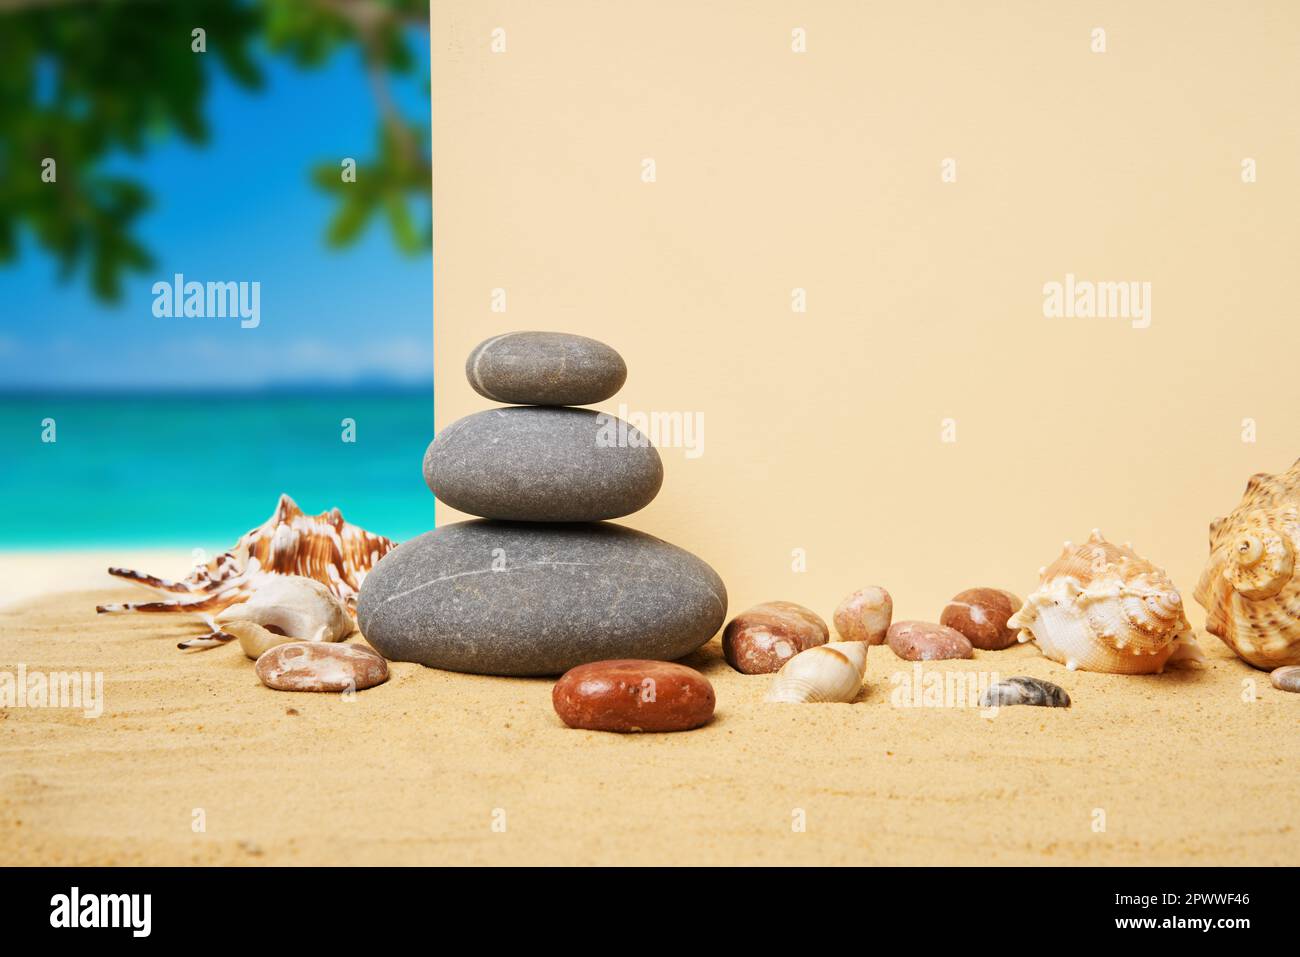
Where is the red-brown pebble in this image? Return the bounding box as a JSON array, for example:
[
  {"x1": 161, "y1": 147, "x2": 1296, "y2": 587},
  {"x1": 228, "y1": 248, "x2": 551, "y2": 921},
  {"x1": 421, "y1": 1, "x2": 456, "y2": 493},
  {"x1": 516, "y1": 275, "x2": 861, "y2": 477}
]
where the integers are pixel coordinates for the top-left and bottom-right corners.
[
  {"x1": 255, "y1": 641, "x2": 389, "y2": 692},
  {"x1": 552, "y1": 659, "x2": 715, "y2": 733},
  {"x1": 886, "y1": 620, "x2": 974, "y2": 661},
  {"x1": 939, "y1": 588, "x2": 1022, "y2": 650},
  {"x1": 722, "y1": 601, "x2": 829, "y2": 674}
]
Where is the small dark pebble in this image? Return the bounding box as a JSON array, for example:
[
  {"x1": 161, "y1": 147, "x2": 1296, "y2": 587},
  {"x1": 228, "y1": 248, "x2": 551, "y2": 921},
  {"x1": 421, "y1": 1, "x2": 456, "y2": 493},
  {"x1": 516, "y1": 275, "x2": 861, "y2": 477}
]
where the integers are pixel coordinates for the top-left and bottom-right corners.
[
  {"x1": 979, "y1": 675, "x2": 1070, "y2": 709},
  {"x1": 1271, "y1": 666, "x2": 1300, "y2": 693}
]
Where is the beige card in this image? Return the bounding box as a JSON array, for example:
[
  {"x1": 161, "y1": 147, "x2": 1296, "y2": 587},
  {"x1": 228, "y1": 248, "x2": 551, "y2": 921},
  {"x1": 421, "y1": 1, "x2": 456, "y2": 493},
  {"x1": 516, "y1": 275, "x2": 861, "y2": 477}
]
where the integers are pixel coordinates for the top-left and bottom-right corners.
[{"x1": 432, "y1": 1, "x2": 1300, "y2": 624}]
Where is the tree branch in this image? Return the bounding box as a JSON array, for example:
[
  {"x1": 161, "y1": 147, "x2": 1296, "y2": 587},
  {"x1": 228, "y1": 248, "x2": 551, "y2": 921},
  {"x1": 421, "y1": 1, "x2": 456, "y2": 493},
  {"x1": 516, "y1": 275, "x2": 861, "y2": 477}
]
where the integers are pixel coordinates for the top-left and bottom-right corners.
[{"x1": 312, "y1": 0, "x2": 428, "y2": 32}]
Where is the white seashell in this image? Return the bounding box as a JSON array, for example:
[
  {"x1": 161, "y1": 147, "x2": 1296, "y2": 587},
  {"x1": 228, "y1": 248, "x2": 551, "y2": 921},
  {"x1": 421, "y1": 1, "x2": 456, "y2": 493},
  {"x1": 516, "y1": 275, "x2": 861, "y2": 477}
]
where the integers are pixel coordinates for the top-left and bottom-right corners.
[
  {"x1": 1008, "y1": 530, "x2": 1205, "y2": 675},
  {"x1": 215, "y1": 575, "x2": 354, "y2": 660},
  {"x1": 764, "y1": 641, "x2": 868, "y2": 704},
  {"x1": 1194, "y1": 460, "x2": 1300, "y2": 669}
]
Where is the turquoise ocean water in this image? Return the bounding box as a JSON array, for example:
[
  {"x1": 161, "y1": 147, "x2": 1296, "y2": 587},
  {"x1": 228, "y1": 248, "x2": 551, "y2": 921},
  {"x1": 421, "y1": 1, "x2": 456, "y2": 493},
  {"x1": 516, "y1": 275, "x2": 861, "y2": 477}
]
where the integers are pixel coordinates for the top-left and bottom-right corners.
[{"x1": 0, "y1": 391, "x2": 437, "y2": 549}]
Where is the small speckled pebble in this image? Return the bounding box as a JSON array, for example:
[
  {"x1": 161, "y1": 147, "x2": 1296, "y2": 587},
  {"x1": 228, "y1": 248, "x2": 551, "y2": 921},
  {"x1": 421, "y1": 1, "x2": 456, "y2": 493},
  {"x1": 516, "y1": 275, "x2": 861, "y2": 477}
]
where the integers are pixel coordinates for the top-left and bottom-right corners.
[
  {"x1": 979, "y1": 675, "x2": 1071, "y2": 708},
  {"x1": 552, "y1": 659, "x2": 715, "y2": 732},
  {"x1": 886, "y1": 620, "x2": 973, "y2": 661},
  {"x1": 1270, "y1": 665, "x2": 1300, "y2": 693},
  {"x1": 833, "y1": 586, "x2": 892, "y2": 645},
  {"x1": 940, "y1": 588, "x2": 1021, "y2": 650},
  {"x1": 256, "y1": 642, "x2": 389, "y2": 693}
]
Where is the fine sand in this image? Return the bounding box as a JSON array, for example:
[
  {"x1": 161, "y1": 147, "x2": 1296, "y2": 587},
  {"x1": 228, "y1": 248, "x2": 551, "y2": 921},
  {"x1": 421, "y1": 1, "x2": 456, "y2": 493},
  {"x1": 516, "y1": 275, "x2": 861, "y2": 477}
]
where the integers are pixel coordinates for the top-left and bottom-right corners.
[{"x1": 0, "y1": 563, "x2": 1295, "y2": 865}]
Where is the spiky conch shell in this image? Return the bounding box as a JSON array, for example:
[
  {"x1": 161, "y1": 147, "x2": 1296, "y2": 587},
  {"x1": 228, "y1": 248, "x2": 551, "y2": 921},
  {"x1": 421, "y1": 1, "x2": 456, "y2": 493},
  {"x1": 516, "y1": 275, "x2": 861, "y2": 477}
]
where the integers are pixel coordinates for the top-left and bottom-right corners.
[
  {"x1": 1194, "y1": 460, "x2": 1300, "y2": 669},
  {"x1": 96, "y1": 495, "x2": 396, "y2": 648},
  {"x1": 1007, "y1": 530, "x2": 1204, "y2": 674}
]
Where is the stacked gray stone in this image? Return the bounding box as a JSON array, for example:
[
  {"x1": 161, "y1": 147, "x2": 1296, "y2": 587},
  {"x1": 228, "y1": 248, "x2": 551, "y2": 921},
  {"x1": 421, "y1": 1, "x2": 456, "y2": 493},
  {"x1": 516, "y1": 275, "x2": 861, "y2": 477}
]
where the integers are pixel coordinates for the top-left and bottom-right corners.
[{"x1": 358, "y1": 332, "x2": 728, "y2": 676}]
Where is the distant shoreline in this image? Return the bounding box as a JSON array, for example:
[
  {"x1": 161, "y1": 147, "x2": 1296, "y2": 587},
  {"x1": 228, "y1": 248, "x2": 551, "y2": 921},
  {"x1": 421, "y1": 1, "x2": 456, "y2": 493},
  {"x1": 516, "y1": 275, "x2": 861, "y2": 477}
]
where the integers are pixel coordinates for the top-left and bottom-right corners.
[
  {"x1": 0, "y1": 383, "x2": 434, "y2": 399},
  {"x1": 0, "y1": 548, "x2": 196, "y2": 610}
]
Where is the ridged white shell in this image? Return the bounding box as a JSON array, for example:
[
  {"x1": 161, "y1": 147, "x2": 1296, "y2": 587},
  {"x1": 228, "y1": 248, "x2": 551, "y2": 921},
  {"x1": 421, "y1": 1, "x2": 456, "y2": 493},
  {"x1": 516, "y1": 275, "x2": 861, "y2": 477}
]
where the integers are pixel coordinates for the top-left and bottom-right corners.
[
  {"x1": 764, "y1": 641, "x2": 868, "y2": 703},
  {"x1": 1008, "y1": 530, "x2": 1204, "y2": 675},
  {"x1": 215, "y1": 575, "x2": 354, "y2": 659},
  {"x1": 1194, "y1": 460, "x2": 1300, "y2": 669}
]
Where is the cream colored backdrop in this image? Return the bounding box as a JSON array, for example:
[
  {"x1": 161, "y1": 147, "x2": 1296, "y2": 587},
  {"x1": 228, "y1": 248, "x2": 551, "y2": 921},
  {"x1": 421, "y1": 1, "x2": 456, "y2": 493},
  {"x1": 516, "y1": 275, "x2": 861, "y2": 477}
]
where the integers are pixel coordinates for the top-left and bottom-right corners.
[{"x1": 432, "y1": 1, "x2": 1300, "y2": 636}]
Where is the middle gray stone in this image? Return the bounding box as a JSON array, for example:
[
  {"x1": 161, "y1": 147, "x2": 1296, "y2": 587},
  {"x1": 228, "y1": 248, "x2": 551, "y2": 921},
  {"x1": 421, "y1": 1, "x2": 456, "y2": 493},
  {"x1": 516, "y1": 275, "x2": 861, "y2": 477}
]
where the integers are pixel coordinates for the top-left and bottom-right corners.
[{"x1": 423, "y1": 406, "x2": 664, "y2": 522}]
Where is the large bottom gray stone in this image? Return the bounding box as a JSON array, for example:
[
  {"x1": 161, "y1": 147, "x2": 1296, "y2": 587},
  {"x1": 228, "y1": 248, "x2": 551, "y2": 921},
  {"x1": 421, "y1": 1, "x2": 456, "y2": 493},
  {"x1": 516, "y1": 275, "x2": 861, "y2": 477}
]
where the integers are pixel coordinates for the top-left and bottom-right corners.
[{"x1": 356, "y1": 520, "x2": 728, "y2": 676}]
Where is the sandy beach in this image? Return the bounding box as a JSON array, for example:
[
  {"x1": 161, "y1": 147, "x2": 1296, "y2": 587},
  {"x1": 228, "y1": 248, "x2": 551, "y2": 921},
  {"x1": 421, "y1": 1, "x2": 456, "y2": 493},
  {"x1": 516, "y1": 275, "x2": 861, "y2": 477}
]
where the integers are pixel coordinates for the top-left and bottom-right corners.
[
  {"x1": 0, "y1": 551, "x2": 199, "y2": 612},
  {"x1": 1, "y1": 556, "x2": 1295, "y2": 866}
]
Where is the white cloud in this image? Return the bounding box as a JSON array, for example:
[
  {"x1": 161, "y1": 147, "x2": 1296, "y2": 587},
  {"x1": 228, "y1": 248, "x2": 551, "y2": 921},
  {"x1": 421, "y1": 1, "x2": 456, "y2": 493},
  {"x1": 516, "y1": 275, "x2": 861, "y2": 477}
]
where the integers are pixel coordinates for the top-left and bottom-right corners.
[{"x1": 174, "y1": 335, "x2": 427, "y2": 378}]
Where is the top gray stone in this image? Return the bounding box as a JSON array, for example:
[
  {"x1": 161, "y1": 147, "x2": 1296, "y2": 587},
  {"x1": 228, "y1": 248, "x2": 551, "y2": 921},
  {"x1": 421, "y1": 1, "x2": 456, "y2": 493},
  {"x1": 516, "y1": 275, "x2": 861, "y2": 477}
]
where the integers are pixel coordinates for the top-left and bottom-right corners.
[{"x1": 466, "y1": 331, "x2": 628, "y2": 406}]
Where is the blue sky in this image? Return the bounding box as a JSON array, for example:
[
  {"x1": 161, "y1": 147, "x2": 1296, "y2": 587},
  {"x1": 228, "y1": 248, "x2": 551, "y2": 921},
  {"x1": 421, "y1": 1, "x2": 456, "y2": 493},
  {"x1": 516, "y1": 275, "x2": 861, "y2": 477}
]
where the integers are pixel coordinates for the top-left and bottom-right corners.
[{"x1": 0, "y1": 35, "x2": 432, "y2": 391}]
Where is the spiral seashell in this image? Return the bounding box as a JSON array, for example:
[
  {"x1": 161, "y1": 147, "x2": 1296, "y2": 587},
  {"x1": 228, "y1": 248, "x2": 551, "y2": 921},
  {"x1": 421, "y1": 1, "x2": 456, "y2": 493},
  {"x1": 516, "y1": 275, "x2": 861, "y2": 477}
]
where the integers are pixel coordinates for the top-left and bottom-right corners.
[
  {"x1": 1194, "y1": 459, "x2": 1300, "y2": 668},
  {"x1": 1227, "y1": 522, "x2": 1293, "y2": 600},
  {"x1": 215, "y1": 575, "x2": 354, "y2": 659},
  {"x1": 764, "y1": 641, "x2": 868, "y2": 704},
  {"x1": 1008, "y1": 530, "x2": 1204, "y2": 674},
  {"x1": 97, "y1": 494, "x2": 396, "y2": 619}
]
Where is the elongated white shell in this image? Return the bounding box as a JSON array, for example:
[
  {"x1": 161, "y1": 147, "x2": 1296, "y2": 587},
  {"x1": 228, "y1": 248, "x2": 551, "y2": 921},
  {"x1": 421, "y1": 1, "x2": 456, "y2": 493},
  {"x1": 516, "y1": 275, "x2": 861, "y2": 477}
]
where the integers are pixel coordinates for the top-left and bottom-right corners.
[
  {"x1": 1008, "y1": 530, "x2": 1204, "y2": 675},
  {"x1": 764, "y1": 641, "x2": 868, "y2": 703},
  {"x1": 1194, "y1": 461, "x2": 1300, "y2": 669},
  {"x1": 215, "y1": 575, "x2": 354, "y2": 659}
]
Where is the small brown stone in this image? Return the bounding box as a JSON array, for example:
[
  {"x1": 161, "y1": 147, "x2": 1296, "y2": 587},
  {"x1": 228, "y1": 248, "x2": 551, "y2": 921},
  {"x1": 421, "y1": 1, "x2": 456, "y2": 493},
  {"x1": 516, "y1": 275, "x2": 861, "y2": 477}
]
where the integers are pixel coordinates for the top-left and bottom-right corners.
[
  {"x1": 833, "y1": 586, "x2": 893, "y2": 645},
  {"x1": 256, "y1": 641, "x2": 389, "y2": 693},
  {"x1": 886, "y1": 620, "x2": 974, "y2": 661},
  {"x1": 1270, "y1": 665, "x2": 1300, "y2": 693},
  {"x1": 722, "y1": 601, "x2": 829, "y2": 674},
  {"x1": 939, "y1": 588, "x2": 1022, "y2": 650},
  {"x1": 552, "y1": 659, "x2": 715, "y2": 732}
]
